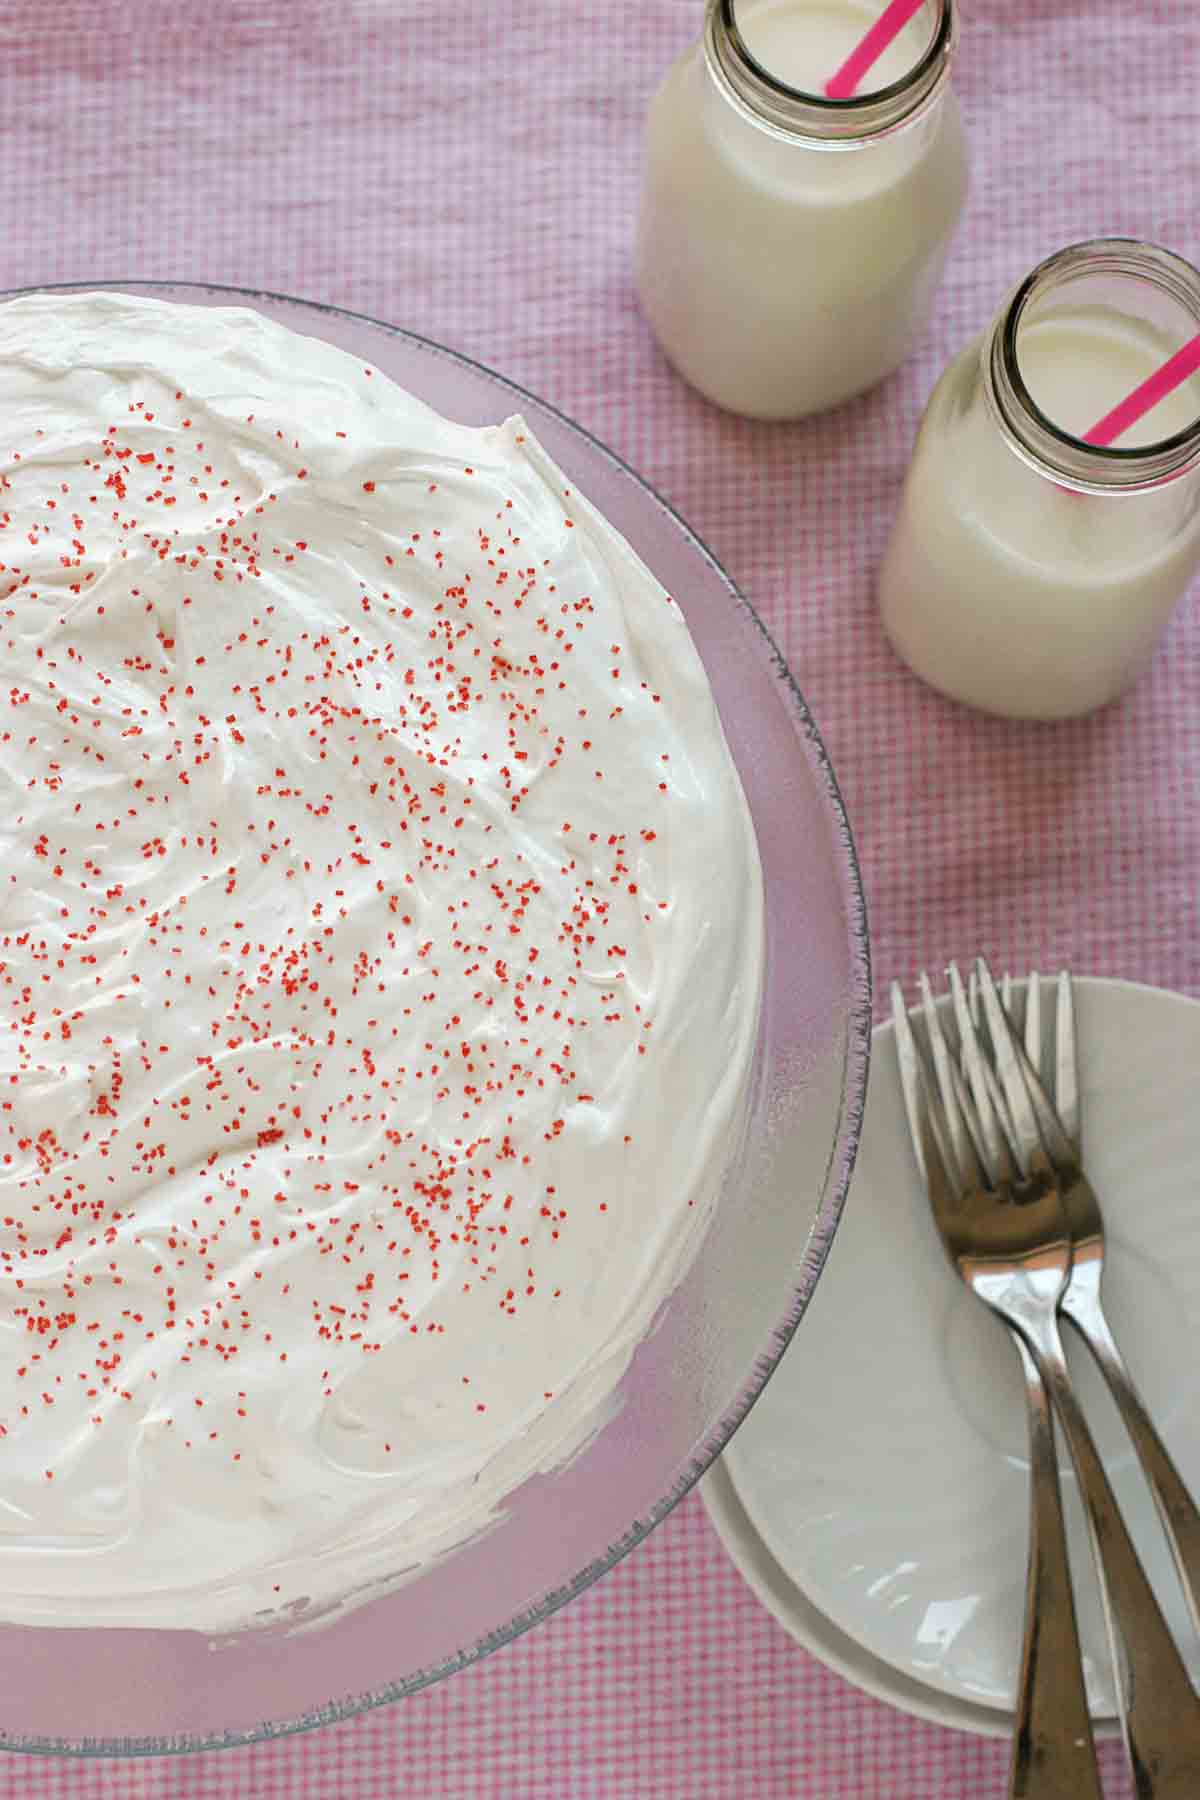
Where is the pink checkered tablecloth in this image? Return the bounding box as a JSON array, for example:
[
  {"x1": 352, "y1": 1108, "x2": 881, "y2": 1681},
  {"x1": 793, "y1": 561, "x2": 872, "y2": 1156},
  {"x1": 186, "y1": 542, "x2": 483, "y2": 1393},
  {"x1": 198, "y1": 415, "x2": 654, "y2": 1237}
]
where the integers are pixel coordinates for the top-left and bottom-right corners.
[{"x1": 1, "y1": 0, "x2": 1197, "y2": 1792}]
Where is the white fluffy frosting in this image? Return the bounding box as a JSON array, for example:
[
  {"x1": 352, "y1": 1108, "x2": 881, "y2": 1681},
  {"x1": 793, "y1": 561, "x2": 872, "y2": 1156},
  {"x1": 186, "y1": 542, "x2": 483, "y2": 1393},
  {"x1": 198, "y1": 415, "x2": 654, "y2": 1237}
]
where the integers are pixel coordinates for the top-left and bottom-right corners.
[{"x1": 0, "y1": 292, "x2": 763, "y2": 1630}]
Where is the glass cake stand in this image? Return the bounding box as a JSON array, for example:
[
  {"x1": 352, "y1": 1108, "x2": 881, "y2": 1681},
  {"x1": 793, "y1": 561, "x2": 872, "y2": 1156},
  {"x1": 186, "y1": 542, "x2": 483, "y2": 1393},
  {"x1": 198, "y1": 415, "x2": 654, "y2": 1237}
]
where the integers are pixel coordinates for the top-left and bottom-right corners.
[{"x1": 0, "y1": 282, "x2": 871, "y2": 1757}]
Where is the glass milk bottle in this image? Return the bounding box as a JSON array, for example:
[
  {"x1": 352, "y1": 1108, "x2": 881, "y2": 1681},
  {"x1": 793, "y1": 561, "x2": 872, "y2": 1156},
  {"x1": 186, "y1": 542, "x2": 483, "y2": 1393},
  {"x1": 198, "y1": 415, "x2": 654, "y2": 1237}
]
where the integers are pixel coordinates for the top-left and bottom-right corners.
[
  {"x1": 879, "y1": 240, "x2": 1200, "y2": 720},
  {"x1": 634, "y1": 0, "x2": 967, "y2": 419}
]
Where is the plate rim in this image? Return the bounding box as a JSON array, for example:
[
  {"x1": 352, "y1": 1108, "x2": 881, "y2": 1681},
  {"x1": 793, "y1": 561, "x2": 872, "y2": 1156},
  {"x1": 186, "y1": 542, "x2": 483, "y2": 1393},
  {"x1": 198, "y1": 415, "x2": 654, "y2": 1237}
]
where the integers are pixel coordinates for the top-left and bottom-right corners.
[{"x1": 701, "y1": 1458, "x2": 1011, "y2": 1739}]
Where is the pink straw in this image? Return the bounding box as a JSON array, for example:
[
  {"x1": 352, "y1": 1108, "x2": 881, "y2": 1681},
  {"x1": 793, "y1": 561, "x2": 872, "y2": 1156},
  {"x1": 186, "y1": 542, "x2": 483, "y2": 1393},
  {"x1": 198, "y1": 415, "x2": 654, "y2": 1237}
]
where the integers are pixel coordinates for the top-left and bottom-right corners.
[
  {"x1": 1083, "y1": 332, "x2": 1200, "y2": 447},
  {"x1": 824, "y1": 0, "x2": 928, "y2": 100}
]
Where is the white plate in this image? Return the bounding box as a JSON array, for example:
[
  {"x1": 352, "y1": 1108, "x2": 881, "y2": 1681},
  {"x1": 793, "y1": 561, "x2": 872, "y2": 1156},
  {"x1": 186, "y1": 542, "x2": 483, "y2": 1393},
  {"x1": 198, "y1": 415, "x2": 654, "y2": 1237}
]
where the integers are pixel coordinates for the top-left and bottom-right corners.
[
  {"x1": 701, "y1": 1458, "x2": 1010, "y2": 1737},
  {"x1": 717, "y1": 977, "x2": 1200, "y2": 1724}
]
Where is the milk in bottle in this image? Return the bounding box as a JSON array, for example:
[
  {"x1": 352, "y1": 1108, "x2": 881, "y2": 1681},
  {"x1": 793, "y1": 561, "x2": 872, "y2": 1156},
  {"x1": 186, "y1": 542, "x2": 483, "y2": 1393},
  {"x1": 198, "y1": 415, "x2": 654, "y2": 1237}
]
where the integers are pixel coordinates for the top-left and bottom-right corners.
[
  {"x1": 879, "y1": 241, "x2": 1200, "y2": 720},
  {"x1": 635, "y1": 0, "x2": 967, "y2": 418}
]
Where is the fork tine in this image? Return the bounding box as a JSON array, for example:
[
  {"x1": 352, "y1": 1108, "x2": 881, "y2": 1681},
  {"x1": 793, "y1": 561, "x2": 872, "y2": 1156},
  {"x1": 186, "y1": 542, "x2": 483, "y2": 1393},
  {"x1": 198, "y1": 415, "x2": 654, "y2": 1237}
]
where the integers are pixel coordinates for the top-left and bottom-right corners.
[
  {"x1": 948, "y1": 963, "x2": 1015, "y2": 1187},
  {"x1": 1025, "y1": 969, "x2": 1042, "y2": 1076},
  {"x1": 945, "y1": 1052, "x2": 1021, "y2": 1187},
  {"x1": 975, "y1": 958, "x2": 1048, "y2": 1176},
  {"x1": 919, "y1": 971, "x2": 987, "y2": 1190},
  {"x1": 892, "y1": 981, "x2": 957, "y2": 1197},
  {"x1": 892, "y1": 982, "x2": 930, "y2": 1185},
  {"x1": 976, "y1": 971, "x2": 1020, "y2": 1159},
  {"x1": 1055, "y1": 971, "x2": 1081, "y2": 1153},
  {"x1": 998, "y1": 969, "x2": 1015, "y2": 1030},
  {"x1": 993, "y1": 1000, "x2": 1079, "y2": 1166},
  {"x1": 959, "y1": 1029, "x2": 1014, "y2": 1155},
  {"x1": 913, "y1": 1053, "x2": 962, "y2": 1223}
]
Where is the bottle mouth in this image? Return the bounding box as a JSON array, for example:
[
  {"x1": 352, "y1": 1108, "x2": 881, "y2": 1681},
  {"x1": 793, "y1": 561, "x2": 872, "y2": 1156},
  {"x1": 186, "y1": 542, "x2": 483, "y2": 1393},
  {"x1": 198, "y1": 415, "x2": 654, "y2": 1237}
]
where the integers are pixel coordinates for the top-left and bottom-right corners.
[
  {"x1": 987, "y1": 238, "x2": 1200, "y2": 492},
  {"x1": 706, "y1": 0, "x2": 956, "y2": 145}
]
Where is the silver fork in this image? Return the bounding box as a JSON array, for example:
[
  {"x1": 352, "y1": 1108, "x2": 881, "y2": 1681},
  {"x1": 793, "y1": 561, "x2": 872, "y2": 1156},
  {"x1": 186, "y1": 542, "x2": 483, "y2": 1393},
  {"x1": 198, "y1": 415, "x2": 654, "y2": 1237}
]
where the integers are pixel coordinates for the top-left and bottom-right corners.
[
  {"x1": 895, "y1": 963, "x2": 1200, "y2": 1799},
  {"x1": 993, "y1": 969, "x2": 1200, "y2": 1638},
  {"x1": 894, "y1": 972, "x2": 1098, "y2": 1800}
]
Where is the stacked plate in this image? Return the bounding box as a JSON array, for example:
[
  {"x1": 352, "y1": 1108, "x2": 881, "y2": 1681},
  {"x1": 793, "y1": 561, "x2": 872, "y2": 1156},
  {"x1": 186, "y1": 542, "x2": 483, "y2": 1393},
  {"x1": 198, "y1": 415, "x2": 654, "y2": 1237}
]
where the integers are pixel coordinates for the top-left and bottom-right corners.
[{"x1": 704, "y1": 977, "x2": 1200, "y2": 1734}]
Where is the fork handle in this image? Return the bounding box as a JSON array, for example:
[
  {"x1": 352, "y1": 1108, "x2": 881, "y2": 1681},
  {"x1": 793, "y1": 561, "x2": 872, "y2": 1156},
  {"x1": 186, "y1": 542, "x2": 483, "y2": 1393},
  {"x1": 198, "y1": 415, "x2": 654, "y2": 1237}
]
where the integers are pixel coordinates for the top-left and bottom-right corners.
[
  {"x1": 1020, "y1": 1310, "x2": 1200, "y2": 1799},
  {"x1": 1062, "y1": 1284, "x2": 1200, "y2": 1639},
  {"x1": 1008, "y1": 1330, "x2": 1103, "y2": 1800}
]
